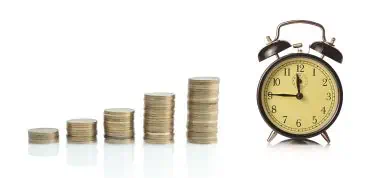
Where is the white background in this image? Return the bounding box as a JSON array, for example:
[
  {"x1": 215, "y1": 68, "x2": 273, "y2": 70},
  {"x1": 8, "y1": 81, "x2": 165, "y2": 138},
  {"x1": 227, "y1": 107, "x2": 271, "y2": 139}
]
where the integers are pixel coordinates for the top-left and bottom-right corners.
[{"x1": 0, "y1": 0, "x2": 367, "y2": 177}]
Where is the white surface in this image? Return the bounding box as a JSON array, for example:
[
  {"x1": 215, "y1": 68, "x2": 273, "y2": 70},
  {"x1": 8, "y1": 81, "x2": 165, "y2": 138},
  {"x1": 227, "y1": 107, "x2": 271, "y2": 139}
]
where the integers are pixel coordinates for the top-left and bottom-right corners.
[{"x1": 0, "y1": 0, "x2": 367, "y2": 177}]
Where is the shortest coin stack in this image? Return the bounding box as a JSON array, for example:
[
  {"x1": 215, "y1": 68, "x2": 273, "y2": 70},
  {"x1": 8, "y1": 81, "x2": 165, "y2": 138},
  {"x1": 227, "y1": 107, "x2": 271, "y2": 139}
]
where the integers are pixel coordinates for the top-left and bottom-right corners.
[
  {"x1": 28, "y1": 128, "x2": 59, "y2": 144},
  {"x1": 104, "y1": 108, "x2": 135, "y2": 144},
  {"x1": 67, "y1": 119, "x2": 97, "y2": 143}
]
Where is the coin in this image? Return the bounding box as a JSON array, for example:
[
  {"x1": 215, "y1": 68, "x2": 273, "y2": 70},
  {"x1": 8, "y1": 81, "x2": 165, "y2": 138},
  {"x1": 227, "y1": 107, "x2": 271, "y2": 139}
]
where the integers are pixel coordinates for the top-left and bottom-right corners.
[
  {"x1": 105, "y1": 137, "x2": 134, "y2": 144},
  {"x1": 104, "y1": 108, "x2": 135, "y2": 115},
  {"x1": 187, "y1": 77, "x2": 220, "y2": 144},
  {"x1": 187, "y1": 131, "x2": 217, "y2": 137},
  {"x1": 28, "y1": 128, "x2": 59, "y2": 144},
  {"x1": 67, "y1": 136, "x2": 97, "y2": 144},
  {"x1": 188, "y1": 138, "x2": 217, "y2": 144},
  {"x1": 144, "y1": 139, "x2": 174, "y2": 144}
]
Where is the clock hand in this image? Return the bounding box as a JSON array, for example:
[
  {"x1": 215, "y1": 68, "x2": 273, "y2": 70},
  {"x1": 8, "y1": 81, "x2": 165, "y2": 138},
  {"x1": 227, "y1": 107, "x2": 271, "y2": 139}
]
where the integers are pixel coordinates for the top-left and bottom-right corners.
[
  {"x1": 270, "y1": 93, "x2": 297, "y2": 97},
  {"x1": 296, "y1": 74, "x2": 303, "y2": 100},
  {"x1": 296, "y1": 73, "x2": 301, "y2": 94}
]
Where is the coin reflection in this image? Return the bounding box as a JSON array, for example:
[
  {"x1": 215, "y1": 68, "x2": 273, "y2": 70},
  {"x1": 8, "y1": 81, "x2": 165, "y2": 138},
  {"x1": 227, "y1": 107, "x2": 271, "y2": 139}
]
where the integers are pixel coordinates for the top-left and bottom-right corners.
[
  {"x1": 144, "y1": 144, "x2": 174, "y2": 178},
  {"x1": 66, "y1": 143, "x2": 97, "y2": 166},
  {"x1": 28, "y1": 143, "x2": 59, "y2": 157},
  {"x1": 104, "y1": 143, "x2": 134, "y2": 178},
  {"x1": 186, "y1": 143, "x2": 218, "y2": 178}
]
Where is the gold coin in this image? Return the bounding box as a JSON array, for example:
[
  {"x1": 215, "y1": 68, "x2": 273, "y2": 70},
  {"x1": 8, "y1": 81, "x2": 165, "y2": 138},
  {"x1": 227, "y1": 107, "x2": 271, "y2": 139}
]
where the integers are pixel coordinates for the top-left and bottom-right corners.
[
  {"x1": 144, "y1": 92, "x2": 175, "y2": 100},
  {"x1": 189, "y1": 77, "x2": 220, "y2": 83},
  {"x1": 187, "y1": 126, "x2": 217, "y2": 132},
  {"x1": 144, "y1": 128, "x2": 174, "y2": 133},
  {"x1": 144, "y1": 132, "x2": 174, "y2": 140},
  {"x1": 188, "y1": 138, "x2": 217, "y2": 144},
  {"x1": 104, "y1": 108, "x2": 135, "y2": 115},
  {"x1": 187, "y1": 119, "x2": 217, "y2": 124},
  {"x1": 67, "y1": 118, "x2": 97, "y2": 124},
  {"x1": 105, "y1": 137, "x2": 134, "y2": 144},
  {"x1": 29, "y1": 139, "x2": 59, "y2": 144},
  {"x1": 104, "y1": 127, "x2": 133, "y2": 132},
  {"x1": 28, "y1": 128, "x2": 59, "y2": 134},
  {"x1": 67, "y1": 133, "x2": 97, "y2": 137},
  {"x1": 67, "y1": 136, "x2": 97, "y2": 144},
  {"x1": 144, "y1": 139, "x2": 174, "y2": 144},
  {"x1": 187, "y1": 121, "x2": 218, "y2": 127},
  {"x1": 104, "y1": 118, "x2": 133, "y2": 123},
  {"x1": 187, "y1": 131, "x2": 217, "y2": 137},
  {"x1": 29, "y1": 134, "x2": 59, "y2": 139},
  {"x1": 188, "y1": 98, "x2": 218, "y2": 104},
  {"x1": 104, "y1": 121, "x2": 133, "y2": 127},
  {"x1": 105, "y1": 131, "x2": 134, "y2": 138},
  {"x1": 188, "y1": 104, "x2": 218, "y2": 112}
]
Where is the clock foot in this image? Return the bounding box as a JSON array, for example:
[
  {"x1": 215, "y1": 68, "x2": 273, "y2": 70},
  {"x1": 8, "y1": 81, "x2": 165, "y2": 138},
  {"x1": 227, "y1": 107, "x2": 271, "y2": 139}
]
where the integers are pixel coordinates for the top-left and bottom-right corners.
[
  {"x1": 267, "y1": 131, "x2": 278, "y2": 142},
  {"x1": 321, "y1": 131, "x2": 331, "y2": 144}
]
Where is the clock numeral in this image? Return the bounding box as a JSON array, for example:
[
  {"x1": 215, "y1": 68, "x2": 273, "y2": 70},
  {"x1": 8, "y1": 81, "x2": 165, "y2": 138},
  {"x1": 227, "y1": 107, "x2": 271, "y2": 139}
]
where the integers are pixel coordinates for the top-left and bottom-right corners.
[
  {"x1": 312, "y1": 116, "x2": 317, "y2": 124},
  {"x1": 313, "y1": 68, "x2": 316, "y2": 76},
  {"x1": 271, "y1": 105, "x2": 277, "y2": 113},
  {"x1": 273, "y1": 78, "x2": 280, "y2": 86},
  {"x1": 326, "y1": 92, "x2": 332, "y2": 100},
  {"x1": 296, "y1": 64, "x2": 304, "y2": 72},
  {"x1": 283, "y1": 116, "x2": 287, "y2": 123},
  {"x1": 322, "y1": 78, "x2": 328, "y2": 86},
  {"x1": 321, "y1": 107, "x2": 326, "y2": 114},
  {"x1": 284, "y1": 68, "x2": 291, "y2": 76},
  {"x1": 296, "y1": 119, "x2": 302, "y2": 127},
  {"x1": 267, "y1": 92, "x2": 273, "y2": 99}
]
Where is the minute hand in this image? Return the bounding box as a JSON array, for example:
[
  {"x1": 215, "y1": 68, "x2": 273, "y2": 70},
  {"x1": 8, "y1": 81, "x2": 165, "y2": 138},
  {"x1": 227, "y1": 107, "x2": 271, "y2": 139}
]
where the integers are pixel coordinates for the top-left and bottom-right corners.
[{"x1": 270, "y1": 93, "x2": 297, "y2": 97}]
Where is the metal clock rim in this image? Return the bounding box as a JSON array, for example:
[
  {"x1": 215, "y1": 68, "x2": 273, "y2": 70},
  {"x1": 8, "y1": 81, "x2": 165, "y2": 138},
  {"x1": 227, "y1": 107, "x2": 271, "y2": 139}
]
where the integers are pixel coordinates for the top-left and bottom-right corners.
[{"x1": 256, "y1": 53, "x2": 343, "y2": 139}]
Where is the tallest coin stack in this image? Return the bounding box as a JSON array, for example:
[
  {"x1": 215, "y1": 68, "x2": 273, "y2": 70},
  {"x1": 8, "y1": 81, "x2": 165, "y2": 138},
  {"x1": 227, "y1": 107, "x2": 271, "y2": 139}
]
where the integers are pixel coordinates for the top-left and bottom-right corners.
[{"x1": 187, "y1": 77, "x2": 220, "y2": 144}]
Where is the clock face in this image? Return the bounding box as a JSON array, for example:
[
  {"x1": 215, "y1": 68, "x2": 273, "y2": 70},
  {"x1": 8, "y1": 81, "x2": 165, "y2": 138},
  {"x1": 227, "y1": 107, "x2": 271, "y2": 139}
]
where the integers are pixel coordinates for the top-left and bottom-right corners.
[{"x1": 257, "y1": 53, "x2": 342, "y2": 138}]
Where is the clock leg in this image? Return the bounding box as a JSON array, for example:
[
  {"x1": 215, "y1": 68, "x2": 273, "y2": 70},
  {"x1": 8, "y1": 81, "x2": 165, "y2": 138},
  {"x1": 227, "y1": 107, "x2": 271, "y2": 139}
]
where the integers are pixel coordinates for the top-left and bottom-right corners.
[
  {"x1": 321, "y1": 131, "x2": 331, "y2": 144},
  {"x1": 267, "y1": 131, "x2": 278, "y2": 142}
]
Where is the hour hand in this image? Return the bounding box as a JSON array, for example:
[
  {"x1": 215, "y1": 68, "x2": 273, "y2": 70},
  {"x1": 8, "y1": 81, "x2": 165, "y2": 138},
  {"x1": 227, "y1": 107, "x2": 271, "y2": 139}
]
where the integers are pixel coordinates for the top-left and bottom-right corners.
[
  {"x1": 296, "y1": 73, "x2": 301, "y2": 94},
  {"x1": 269, "y1": 93, "x2": 297, "y2": 97}
]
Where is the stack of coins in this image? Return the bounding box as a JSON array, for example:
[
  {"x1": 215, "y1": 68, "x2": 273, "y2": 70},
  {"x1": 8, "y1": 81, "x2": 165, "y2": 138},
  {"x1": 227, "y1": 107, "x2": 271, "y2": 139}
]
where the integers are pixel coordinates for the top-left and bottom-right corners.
[
  {"x1": 104, "y1": 108, "x2": 135, "y2": 144},
  {"x1": 67, "y1": 119, "x2": 97, "y2": 143},
  {"x1": 187, "y1": 77, "x2": 220, "y2": 144},
  {"x1": 28, "y1": 128, "x2": 59, "y2": 144},
  {"x1": 144, "y1": 92, "x2": 175, "y2": 144}
]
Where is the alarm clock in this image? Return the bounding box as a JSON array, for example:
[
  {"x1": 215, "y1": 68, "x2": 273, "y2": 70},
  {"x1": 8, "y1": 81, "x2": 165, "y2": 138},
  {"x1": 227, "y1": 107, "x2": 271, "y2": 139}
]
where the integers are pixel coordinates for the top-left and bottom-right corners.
[{"x1": 257, "y1": 20, "x2": 343, "y2": 143}]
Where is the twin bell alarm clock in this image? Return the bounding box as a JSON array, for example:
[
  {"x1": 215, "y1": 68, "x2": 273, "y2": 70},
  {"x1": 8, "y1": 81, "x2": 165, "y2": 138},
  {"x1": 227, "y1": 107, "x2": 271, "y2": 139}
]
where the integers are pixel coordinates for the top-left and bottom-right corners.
[{"x1": 257, "y1": 20, "x2": 343, "y2": 143}]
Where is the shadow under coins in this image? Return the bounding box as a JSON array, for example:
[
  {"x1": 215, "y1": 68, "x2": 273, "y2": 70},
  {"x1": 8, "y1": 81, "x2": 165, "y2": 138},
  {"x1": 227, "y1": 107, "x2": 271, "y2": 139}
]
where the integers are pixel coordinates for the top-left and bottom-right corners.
[
  {"x1": 66, "y1": 143, "x2": 98, "y2": 167},
  {"x1": 104, "y1": 143, "x2": 134, "y2": 178},
  {"x1": 144, "y1": 143, "x2": 174, "y2": 178},
  {"x1": 28, "y1": 143, "x2": 59, "y2": 157},
  {"x1": 186, "y1": 143, "x2": 218, "y2": 178}
]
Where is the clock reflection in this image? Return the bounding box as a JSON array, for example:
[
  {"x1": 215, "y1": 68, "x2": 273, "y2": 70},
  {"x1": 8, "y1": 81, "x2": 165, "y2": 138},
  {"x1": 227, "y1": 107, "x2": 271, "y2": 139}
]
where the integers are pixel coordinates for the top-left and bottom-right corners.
[{"x1": 268, "y1": 139, "x2": 330, "y2": 149}]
